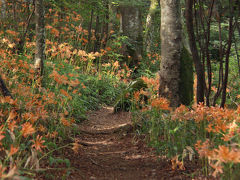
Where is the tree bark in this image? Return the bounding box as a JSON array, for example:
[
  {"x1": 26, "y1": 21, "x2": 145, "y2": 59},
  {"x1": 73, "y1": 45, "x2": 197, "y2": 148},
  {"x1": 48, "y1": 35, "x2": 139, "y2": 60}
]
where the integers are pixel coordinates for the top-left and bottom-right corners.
[
  {"x1": 144, "y1": 0, "x2": 158, "y2": 53},
  {"x1": 233, "y1": 33, "x2": 240, "y2": 76},
  {"x1": 186, "y1": 0, "x2": 205, "y2": 104},
  {"x1": 179, "y1": 8, "x2": 194, "y2": 106},
  {"x1": 94, "y1": 15, "x2": 100, "y2": 52},
  {"x1": 158, "y1": 0, "x2": 181, "y2": 107},
  {"x1": 212, "y1": 17, "x2": 224, "y2": 106},
  {"x1": 87, "y1": 9, "x2": 94, "y2": 52},
  {"x1": 34, "y1": 0, "x2": 45, "y2": 77},
  {"x1": 118, "y1": 5, "x2": 143, "y2": 68},
  {"x1": 101, "y1": 0, "x2": 109, "y2": 48},
  {"x1": 179, "y1": 46, "x2": 193, "y2": 106},
  {"x1": 204, "y1": 0, "x2": 215, "y2": 106},
  {"x1": 220, "y1": 2, "x2": 234, "y2": 108},
  {"x1": 0, "y1": 0, "x2": 6, "y2": 19}
]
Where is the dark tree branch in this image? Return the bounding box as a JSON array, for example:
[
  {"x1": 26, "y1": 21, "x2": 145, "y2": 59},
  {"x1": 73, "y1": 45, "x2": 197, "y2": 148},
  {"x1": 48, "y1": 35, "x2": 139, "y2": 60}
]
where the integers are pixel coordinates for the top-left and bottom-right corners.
[
  {"x1": 186, "y1": 0, "x2": 205, "y2": 104},
  {"x1": 220, "y1": 0, "x2": 234, "y2": 108},
  {"x1": 205, "y1": 0, "x2": 215, "y2": 106}
]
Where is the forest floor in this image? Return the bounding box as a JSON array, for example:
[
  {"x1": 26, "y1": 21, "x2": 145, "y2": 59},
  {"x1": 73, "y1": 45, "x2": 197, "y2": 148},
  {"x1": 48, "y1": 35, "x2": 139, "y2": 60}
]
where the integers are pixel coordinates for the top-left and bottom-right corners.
[{"x1": 40, "y1": 107, "x2": 201, "y2": 180}]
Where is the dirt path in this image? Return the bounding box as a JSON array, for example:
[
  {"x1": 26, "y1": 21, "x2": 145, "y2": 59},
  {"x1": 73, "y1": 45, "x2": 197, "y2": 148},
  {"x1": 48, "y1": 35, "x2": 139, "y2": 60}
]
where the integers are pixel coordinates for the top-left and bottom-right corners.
[{"x1": 65, "y1": 107, "x2": 196, "y2": 180}]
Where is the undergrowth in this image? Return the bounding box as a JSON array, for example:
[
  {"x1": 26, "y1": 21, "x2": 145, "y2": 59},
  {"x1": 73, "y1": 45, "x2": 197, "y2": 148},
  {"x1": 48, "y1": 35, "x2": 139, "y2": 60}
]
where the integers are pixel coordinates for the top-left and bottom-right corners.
[
  {"x1": 0, "y1": 1, "x2": 239, "y2": 179},
  {"x1": 0, "y1": 50, "x2": 123, "y2": 178},
  {"x1": 131, "y1": 75, "x2": 240, "y2": 179}
]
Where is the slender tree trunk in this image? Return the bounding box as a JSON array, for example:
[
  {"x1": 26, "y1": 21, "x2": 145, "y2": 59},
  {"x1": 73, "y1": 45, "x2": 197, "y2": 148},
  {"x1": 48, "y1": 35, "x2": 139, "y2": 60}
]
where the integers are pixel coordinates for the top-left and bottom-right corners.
[
  {"x1": 87, "y1": 9, "x2": 94, "y2": 52},
  {"x1": 34, "y1": 0, "x2": 45, "y2": 77},
  {"x1": 144, "y1": 0, "x2": 158, "y2": 53},
  {"x1": 233, "y1": 33, "x2": 240, "y2": 76},
  {"x1": 17, "y1": 1, "x2": 35, "y2": 53},
  {"x1": 158, "y1": 0, "x2": 181, "y2": 107},
  {"x1": 94, "y1": 15, "x2": 100, "y2": 52},
  {"x1": 204, "y1": 0, "x2": 215, "y2": 106},
  {"x1": 186, "y1": 0, "x2": 205, "y2": 104},
  {"x1": 212, "y1": 17, "x2": 224, "y2": 106},
  {"x1": 236, "y1": 18, "x2": 240, "y2": 37},
  {"x1": 101, "y1": 0, "x2": 109, "y2": 48},
  {"x1": 220, "y1": 2, "x2": 234, "y2": 108},
  {"x1": 234, "y1": 0, "x2": 240, "y2": 37}
]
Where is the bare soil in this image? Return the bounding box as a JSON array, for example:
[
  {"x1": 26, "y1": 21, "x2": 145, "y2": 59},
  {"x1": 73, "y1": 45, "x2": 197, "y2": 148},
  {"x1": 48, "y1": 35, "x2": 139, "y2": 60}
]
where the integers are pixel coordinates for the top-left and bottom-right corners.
[{"x1": 39, "y1": 107, "x2": 200, "y2": 180}]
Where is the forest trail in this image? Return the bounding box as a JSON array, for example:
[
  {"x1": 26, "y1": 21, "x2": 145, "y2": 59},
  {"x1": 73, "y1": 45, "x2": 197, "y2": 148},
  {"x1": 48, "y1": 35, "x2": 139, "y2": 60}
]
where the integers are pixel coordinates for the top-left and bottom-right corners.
[{"x1": 66, "y1": 107, "x2": 194, "y2": 180}]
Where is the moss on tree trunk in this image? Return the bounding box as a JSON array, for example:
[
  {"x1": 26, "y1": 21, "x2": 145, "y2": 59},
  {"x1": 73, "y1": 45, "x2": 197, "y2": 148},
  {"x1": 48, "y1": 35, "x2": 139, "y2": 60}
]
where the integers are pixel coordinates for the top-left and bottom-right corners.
[{"x1": 179, "y1": 46, "x2": 194, "y2": 105}]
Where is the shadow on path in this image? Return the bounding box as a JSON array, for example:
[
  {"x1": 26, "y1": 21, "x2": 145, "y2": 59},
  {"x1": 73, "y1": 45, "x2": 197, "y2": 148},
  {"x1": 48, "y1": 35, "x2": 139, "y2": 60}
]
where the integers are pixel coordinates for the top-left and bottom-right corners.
[{"x1": 66, "y1": 107, "x2": 196, "y2": 180}]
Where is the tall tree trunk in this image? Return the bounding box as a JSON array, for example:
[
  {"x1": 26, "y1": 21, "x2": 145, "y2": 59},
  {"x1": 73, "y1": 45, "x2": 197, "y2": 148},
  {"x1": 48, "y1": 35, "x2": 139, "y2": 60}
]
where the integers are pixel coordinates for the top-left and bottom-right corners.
[
  {"x1": 186, "y1": 0, "x2": 205, "y2": 104},
  {"x1": 108, "y1": 2, "x2": 117, "y2": 34},
  {"x1": 220, "y1": 1, "x2": 234, "y2": 108},
  {"x1": 0, "y1": 0, "x2": 6, "y2": 19},
  {"x1": 204, "y1": 0, "x2": 215, "y2": 106},
  {"x1": 87, "y1": 9, "x2": 94, "y2": 52},
  {"x1": 158, "y1": 0, "x2": 181, "y2": 107},
  {"x1": 179, "y1": 46, "x2": 194, "y2": 106},
  {"x1": 212, "y1": 16, "x2": 224, "y2": 106},
  {"x1": 101, "y1": 0, "x2": 109, "y2": 48},
  {"x1": 118, "y1": 5, "x2": 143, "y2": 68},
  {"x1": 234, "y1": 0, "x2": 240, "y2": 37},
  {"x1": 94, "y1": 15, "x2": 100, "y2": 52},
  {"x1": 233, "y1": 33, "x2": 240, "y2": 76},
  {"x1": 34, "y1": 0, "x2": 45, "y2": 77},
  {"x1": 144, "y1": 0, "x2": 158, "y2": 53}
]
